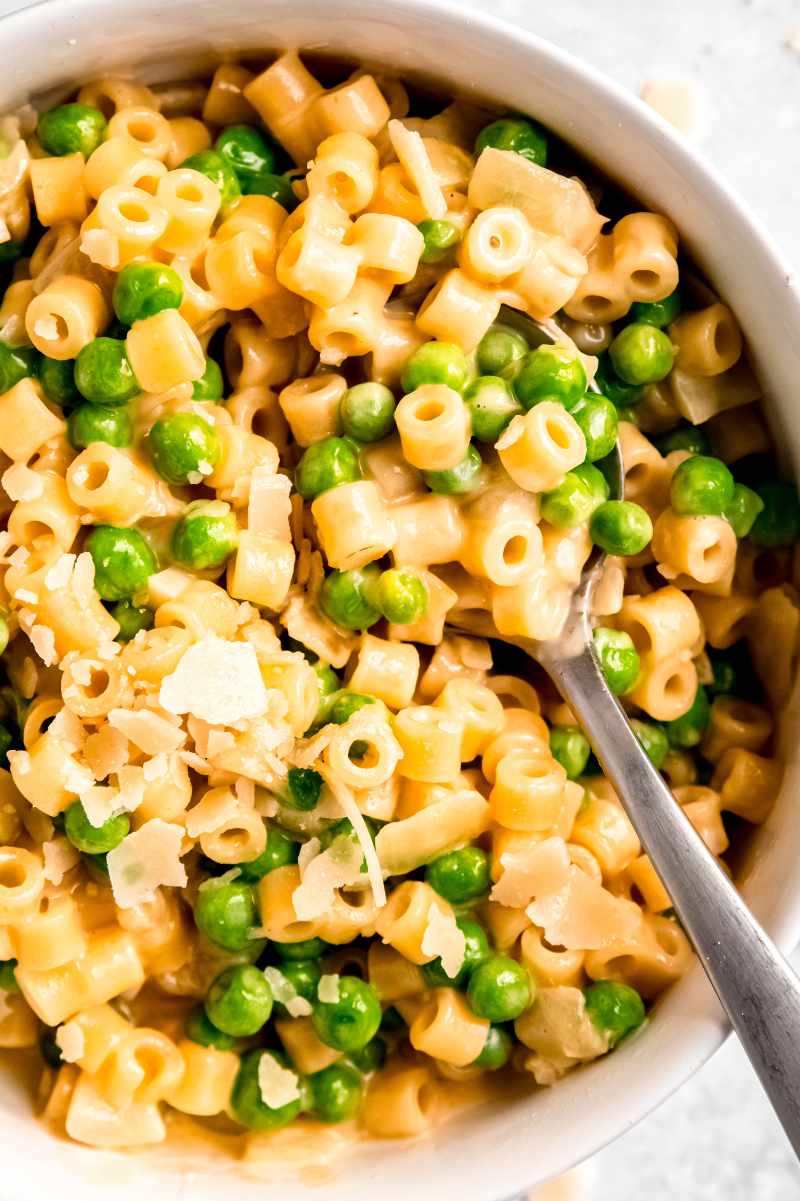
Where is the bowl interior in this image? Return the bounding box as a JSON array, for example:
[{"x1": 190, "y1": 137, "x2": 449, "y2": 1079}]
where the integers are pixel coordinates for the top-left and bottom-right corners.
[{"x1": 1, "y1": 2, "x2": 800, "y2": 1198}]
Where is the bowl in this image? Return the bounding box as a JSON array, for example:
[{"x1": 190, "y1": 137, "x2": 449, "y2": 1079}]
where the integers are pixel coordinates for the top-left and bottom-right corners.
[{"x1": 2, "y1": 1, "x2": 800, "y2": 1198}]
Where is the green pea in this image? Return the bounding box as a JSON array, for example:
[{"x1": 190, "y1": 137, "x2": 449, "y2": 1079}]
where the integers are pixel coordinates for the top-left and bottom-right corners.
[
  {"x1": 74, "y1": 338, "x2": 138, "y2": 405},
  {"x1": 401, "y1": 341, "x2": 470, "y2": 394},
  {"x1": 0, "y1": 241, "x2": 23, "y2": 264},
  {"x1": 340, "y1": 382, "x2": 396, "y2": 442},
  {"x1": 64, "y1": 800, "x2": 130, "y2": 854},
  {"x1": 472, "y1": 1024, "x2": 512, "y2": 1071},
  {"x1": 39, "y1": 357, "x2": 79, "y2": 408},
  {"x1": 426, "y1": 847, "x2": 491, "y2": 904},
  {"x1": 0, "y1": 959, "x2": 18, "y2": 992},
  {"x1": 39, "y1": 1027, "x2": 64, "y2": 1069},
  {"x1": 37, "y1": 103, "x2": 107, "y2": 157},
  {"x1": 665, "y1": 686, "x2": 710, "y2": 749},
  {"x1": 417, "y1": 218, "x2": 460, "y2": 263},
  {"x1": 83, "y1": 851, "x2": 110, "y2": 882},
  {"x1": 274, "y1": 959, "x2": 322, "y2": 1014},
  {"x1": 242, "y1": 172, "x2": 298, "y2": 211},
  {"x1": 112, "y1": 261, "x2": 183, "y2": 327},
  {"x1": 186, "y1": 1004, "x2": 236, "y2": 1050},
  {"x1": 725, "y1": 483, "x2": 765, "y2": 538},
  {"x1": 475, "y1": 116, "x2": 548, "y2": 167},
  {"x1": 423, "y1": 443, "x2": 483, "y2": 495},
  {"x1": 205, "y1": 964, "x2": 273, "y2": 1037},
  {"x1": 348, "y1": 1036, "x2": 387, "y2": 1073},
  {"x1": 237, "y1": 827, "x2": 299, "y2": 882},
  {"x1": 231, "y1": 1049, "x2": 304, "y2": 1131},
  {"x1": 541, "y1": 465, "x2": 607, "y2": 529},
  {"x1": 569, "y1": 393, "x2": 619, "y2": 462},
  {"x1": 656, "y1": 424, "x2": 710, "y2": 457},
  {"x1": 111, "y1": 599, "x2": 154, "y2": 641},
  {"x1": 313, "y1": 660, "x2": 340, "y2": 702},
  {"x1": 750, "y1": 481, "x2": 800, "y2": 547},
  {"x1": 286, "y1": 766, "x2": 323, "y2": 811},
  {"x1": 593, "y1": 627, "x2": 640, "y2": 696},
  {"x1": 312, "y1": 976, "x2": 382, "y2": 1053},
  {"x1": 194, "y1": 878, "x2": 258, "y2": 952},
  {"x1": 609, "y1": 322, "x2": 675, "y2": 386},
  {"x1": 310, "y1": 1062, "x2": 363, "y2": 1122},
  {"x1": 295, "y1": 435, "x2": 361, "y2": 499},
  {"x1": 549, "y1": 726, "x2": 591, "y2": 780},
  {"x1": 215, "y1": 124, "x2": 277, "y2": 181},
  {"x1": 67, "y1": 403, "x2": 132, "y2": 449},
  {"x1": 467, "y1": 955, "x2": 532, "y2": 1022},
  {"x1": 594, "y1": 353, "x2": 644, "y2": 409},
  {"x1": 422, "y1": 915, "x2": 490, "y2": 989},
  {"x1": 630, "y1": 719, "x2": 669, "y2": 769},
  {"x1": 585, "y1": 980, "x2": 645, "y2": 1046},
  {"x1": 670, "y1": 455, "x2": 735, "y2": 517},
  {"x1": 326, "y1": 691, "x2": 376, "y2": 726},
  {"x1": 319, "y1": 567, "x2": 381, "y2": 630},
  {"x1": 146, "y1": 412, "x2": 220, "y2": 484},
  {"x1": 476, "y1": 325, "x2": 529, "y2": 381},
  {"x1": 192, "y1": 357, "x2": 224, "y2": 402},
  {"x1": 590, "y1": 500, "x2": 653, "y2": 556},
  {"x1": 464, "y1": 375, "x2": 522, "y2": 443},
  {"x1": 629, "y1": 288, "x2": 682, "y2": 328},
  {"x1": 708, "y1": 653, "x2": 737, "y2": 697},
  {"x1": 86, "y1": 524, "x2": 157, "y2": 601},
  {"x1": 0, "y1": 343, "x2": 39, "y2": 394},
  {"x1": 181, "y1": 148, "x2": 241, "y2": 213},
  {"x1": 376, "y1": 567, "x2": 428, "y2": 625},
  {"x1": 171, "y1": 499, "x2": 239, "y2": 570},
  {"x1": 514, "y1": 344, "x2": 586, "y2": 410},
  {"x1": 275, "y1": 937, "x2": 327, "y2": 962}
]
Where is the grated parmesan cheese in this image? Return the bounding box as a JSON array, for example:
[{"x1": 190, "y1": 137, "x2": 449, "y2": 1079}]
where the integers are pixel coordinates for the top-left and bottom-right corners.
[
  {"x1": 80, "y1": 227, "x2": 120, "y2": 270},
  {"x1": 55, "y1": 1019, "x2": 86, "y2": 1063},
  {"x1": 388, "y1": 119, "x2": 447, "y2": 219},
  {"x1": 490, "y1": 837, "x2": 571, "y2": 909},
  {"x1": 42, "y1": 836, "x2": 80, "y2": 885},
  {"x1": 107, "y1": 818, "x2": 188, "y2": 908},
  {"x1": 29, "y1": 624, "x2": 56, "y2": 667},
  {"x1": 84, "y1": 726, "x2": 129, "y2": 780},
  {"x1": 421, "y1": 904, "x2": 465, "y2": 980},
  {"x1": 292, "y1": 835, "x2": 363, "y2": 921},
  {"x1": 317, "y1": 766, "x2": 386, "y2": 910},
  {"x1": 317, "y1": 974, "x2": 341, "y2": 1004},
  {"x1": 158, "y1": 635, "x2": 270, "y2": 726},
  {"x1": 263, "y1": 966, "x2": 313, "y2": 1018},
  {"x1": 108, "y1": 708, "x2": 187, "y2": 756},
  {"x1": 44, "y1": 552, "x2": 76, "y2": 592},
  {"x1": 526, "y1": 867, "x2": 641, "y2": 951},
  {"x1": 2, "y1": 463, "x2": 44, "y2": 502},
  {"x1": 257, "y1": 1052, "x2": 301, "y2": 1110}
]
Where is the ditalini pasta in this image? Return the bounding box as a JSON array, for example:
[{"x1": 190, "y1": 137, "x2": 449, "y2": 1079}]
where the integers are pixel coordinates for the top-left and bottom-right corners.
[{"x1": 0, "y1": 50, "x2": 791, "y2": 1162}]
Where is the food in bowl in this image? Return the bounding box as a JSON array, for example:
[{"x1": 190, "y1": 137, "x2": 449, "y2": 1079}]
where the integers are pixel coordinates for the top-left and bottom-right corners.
[{"x1": 0, "y1": 48, "x2": 792, "y2": 1160}]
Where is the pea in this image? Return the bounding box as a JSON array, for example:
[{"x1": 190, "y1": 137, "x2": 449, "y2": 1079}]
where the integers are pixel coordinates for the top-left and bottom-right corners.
[
  {"x1": 725, "y1": 483, "x2": 765, "y2": 538},
  {"x1": 242, "y1": 172, "x2": 298, "y2": 211},
  {"x1": 514, "y1": 344, "x2": 587, "y2": 411},
  {"x1": 670, "y1": 455, "x2": 735, "y2": 517},
  {"x1": 192, "y1": 357, "x2": 224, "y2": 402},
  {"x1": 609, "y1": 322, "x2": 675, "y2": 386},
  {"x1": 86, "y1": 524, "x2": 157, "y2": 601},
  {"x1": 472, "y1": 1024, "x2": 512, "y2": 1071},
  {"x1": 401, "y1": 341, "x2": 470, "y2": 394},
  {"x1": 83, "y1": 851, "x2": 110, "y2": 882},
  {"x1": 67, "y1": 403, "x2": 132, "y2": 449},
  {"x1": 215, "y1": 124, "x2": 277, "y2": 181},
  {"x1": 656, "y1": 424, "x2": 710, "y2": 457},
  {"x1": 417, "y1": 218, "x2": 460, "y2": 263},
  {"x1": 593, "y1": 627, "x2": 640, "y2": 696},
  {"x1": 111, "y1": 599, "x2": 154, "y2": 642},
  {"x1": 421, "y1": 443, "x2": 482, "y2": 495},
  {"x1": 630, "y1": 719, "x2": 669, "y2": 769},
  {"x1": 476, "y1": 325, "x2": 529, "y2": 381},
  {"x1": 376, "y1": 567, "x2": 428, "y2": 625},
  {"x1": 594, "y1": 353, "x2": 644, "y2": 409},
  {"x1": 629, "y1": 289, "x2": 682, "y2": 328},
  {"x1": 186, "y1": 1004, "x2": 236, "y2": 1051},
  {"x1": 194, "y1": 878, "x2": 258, "y2": 952},
  {"x1": 319, "y1": 567, "x2": 381, "y2": 630},
  {"x1": 39, "y1": 356, "x2": 79, "y2": 408},
  {"x1": 313, "y1": 660, "x2": 340, "y2": 702},
  {"x1": 112, "y1": 261, "x2": 183, "y2": 327},
  {"x1": 541, "y1": 465, "x2": 607, "y2": 529},
  {"x1": 464, "y1": 375, "x2": 522, "y2": 443},
  {"x1": 326, "y1": 691, "x2": 375, "y2": 726},
  {"x1": 274, "y1": 958, "x2": 322, "y2": 1013},
  {"x1": 475, "y1": 116, "x2": 548, "y2": 167},
  {"x1": 422, "y1": 915, "x2": 490, "y2": 989},
  {"x1": 426, "y1": 847, "x2": 491, "y2": 904},
  {"x1": 231, "y1": 1049, "x2": 304, "y2": 1131},
  {"x1": 585, "y1": 980, "x2": 645, "y2": 1045},
  {"x1": 275, "y1": 937, "x2": 327, "y2": 962},
  {"x1": 467, "y1": 955, "x2": 532, "y2": 1022},
  {"x1": 237, "y1": 827, "x2": 299, "y2": 882},
  {"x1": 549, "y1": 726, "x2": 591, "y2": 779},
  {"x1": 340, "y1": 382, "x2": 396, "y2": 442},
  {"x1": 665, "y1": 686, "x2": 710, "y2": 749},
  {"x1": 348, "y1": 1036, "x2": 387, "y2": 1073},
  {"x1": 750, "y1": 481, "x2": 800, "y2": 547},
  {"x1": 295, "y1": 436, "x2": 361, "y2": 499},
  {"x1": 286, "y1": 766, "x2": 323, "y2": 811},
  {"x1": 146, "y1": 412, "x2": 220, "y2": 484},
  {"x1": 569, "y1": 393, "x2": 618, "y2": 462},
  {"x1": 0, "y1": 343, "x2": 39, "y2": 394},
  {"x1": 590, "y1": 500, "x2": 653, "y2": 557},
  {"x1": 74, "y1": 337, "x2": 138, "y2": 405},
  {"x1": 205, "y1": 964, "x2": 273, "y2": 1037},
  {"x1": 310, "y1": 1062, "x2": 363, "y2": 1123},
  {"x1": 171, "y1": 499, "x2": 239, "y2": 570},
  {"x1": 180, "y1": 148, "x2": 241, "y2": 213},
  {"x1": 708, "y1": 653, "x2": 737, "y2": 697},
  {"x1": 64, "y1": 800, "x2": 130, "y2": 854},
  {"x1": 0, "y1": 959, "x2": 18, "y2": 992},
  {"x1": 312, "y1": 976, "x2": 382, "y2": 1053},
  {"x1": 37, "y1": 103, "x2": 107, "y2": 157}
]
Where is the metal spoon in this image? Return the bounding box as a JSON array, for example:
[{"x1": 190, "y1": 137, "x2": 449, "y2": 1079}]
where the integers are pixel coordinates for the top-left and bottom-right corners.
[{"x1": 448, "y1": 308, "x2": 800, "y2": 1154}]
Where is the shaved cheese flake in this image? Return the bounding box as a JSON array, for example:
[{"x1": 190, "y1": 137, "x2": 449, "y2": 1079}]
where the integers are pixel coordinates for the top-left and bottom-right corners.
[
  {"x1": 107, "y1": 818, "x2": 187, "y2": 908},
  {"x1": 42, "y1": 836, "x2": 80, "y2": 885},
  {"x1": 490, "y1": 836, "x2": 571, "y2": 909},
  {"x1": 47, "y1": 707, "x2": 84, "y2": 752},
  {"x1": 84, "y1": 726, "x2": 129, "y2": 780},
  {"x1": 317, "y1": 973, "x2": 341, "y2": 1004},
  {"x1": 263, "y1": 966, "x2": 313, "y2": 1018},
  {"x1": 79, "y1": 785, "x2": 121, "y2": 829},
  {"x1": 421, "y1": 904, "x2": 465, "y2": 979},
  {"x1": 297, "y1": 836, "x2": 321, "y2": 875},
  {"x1": 248, "y1": 468, "x2": 292, "y2": 539},
  {"x1": 197, "y1": 867, "x2": 241, "y2": 891},
  {"x1": 44, "y1": 553, "x2": 76, "y2": 592},
  {"x1": 258, "y1": 1053, "x2": 300, "y2": 1110},
  {"x1": 29, "y1": 624, "x2": 56, "y2": 667},
  {"x1": 108, "y1": 708, "x2": 186, "y2": 756},
  {"x1": 13, "y1": 589, "x2": 37, "y2": 604},
  {"x1": 142, "y1": 752, "x2": 168, "y2": 782},
  {"x1": 292, "y1": 835, "x2": 363, "y2": 921},
  {"x1": 7, "y1": 545, "x2": 29, "y2": 570},
  {"x1": 318, "y1": 766, "x2": 386, "y2": 910},
  {"x1": 280, "y1": 594, "x2": 356, "y2": 670},
  {"x1": 80, "y1": 227, "x2": 120, "y2": 270},
  {"x1": 159, "y1": 635, "x2": 269, "y2": 725},
  {"x1": 2, "y1": 463, "x2": 44, "y2": 502},
  {"x1": 526, "y1": 866, "x2": 641, "y2": 951},
  {"x1": 55, "y1": 1019, "x2": 86, "y2": 1063},
  {"x1": 388, "y1": 119, "x2": 447, "y2": 219}
]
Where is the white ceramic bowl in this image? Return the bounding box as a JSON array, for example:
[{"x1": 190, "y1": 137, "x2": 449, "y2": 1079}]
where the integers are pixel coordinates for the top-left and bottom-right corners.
[{"x1": 2, "y1": 2, "x2": 800, "y2": 1198}]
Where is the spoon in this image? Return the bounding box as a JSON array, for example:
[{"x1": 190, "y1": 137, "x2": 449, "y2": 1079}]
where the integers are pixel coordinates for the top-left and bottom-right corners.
[{"x1": 448, "y1": 307, "x2": 800, "y2": 1154}]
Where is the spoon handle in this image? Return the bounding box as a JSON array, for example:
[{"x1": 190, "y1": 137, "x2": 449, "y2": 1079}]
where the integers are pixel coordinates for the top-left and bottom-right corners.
[{"x1": 547, "y1": 639, "x2": 800, "y2": 1156}]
